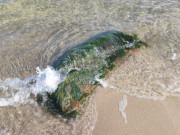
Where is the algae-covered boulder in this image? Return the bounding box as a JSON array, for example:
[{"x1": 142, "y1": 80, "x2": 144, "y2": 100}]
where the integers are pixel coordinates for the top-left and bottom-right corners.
[{"x1": 42, "y1": 32, "x2": 147, "y2": 118}]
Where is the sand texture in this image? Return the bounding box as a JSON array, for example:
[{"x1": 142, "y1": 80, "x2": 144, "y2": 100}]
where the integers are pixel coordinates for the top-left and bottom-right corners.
[{"x1": 93, "y1": 87, "x2": 180, "y2": 135}]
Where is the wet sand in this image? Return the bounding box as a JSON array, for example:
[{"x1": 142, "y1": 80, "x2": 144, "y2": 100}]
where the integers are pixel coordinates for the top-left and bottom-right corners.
[{"x1": 93, "y1": 87, "x2": 180, "y2": 135}]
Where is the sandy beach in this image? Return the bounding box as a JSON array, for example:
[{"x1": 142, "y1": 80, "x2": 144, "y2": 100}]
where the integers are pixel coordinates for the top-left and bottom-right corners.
[
  {"x1": 93, "y1": 87, "x2": 180, "y2": 135},
  {"x1": 0, "y1": 1, "x2": 180, "y2": 135}
]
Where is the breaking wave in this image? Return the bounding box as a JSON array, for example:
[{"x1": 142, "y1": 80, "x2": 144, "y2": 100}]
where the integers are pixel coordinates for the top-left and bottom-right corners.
[{"x1": 0, "y1": 66, "x2": 62, "y2": 106}]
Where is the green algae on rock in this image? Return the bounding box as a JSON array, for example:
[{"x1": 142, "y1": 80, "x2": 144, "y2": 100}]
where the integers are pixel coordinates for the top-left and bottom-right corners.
[{"x1": 41, "y1": 32, "x2": 147, "y2": 118}]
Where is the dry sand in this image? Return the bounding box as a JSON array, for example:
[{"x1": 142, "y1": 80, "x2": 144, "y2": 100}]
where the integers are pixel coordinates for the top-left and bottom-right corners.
[{"x1": 93, "y1": 87, "x2": 180, "y2": 135}]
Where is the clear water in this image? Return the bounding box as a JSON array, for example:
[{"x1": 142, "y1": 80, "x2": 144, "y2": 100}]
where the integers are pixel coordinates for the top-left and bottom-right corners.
[{"x1": 0, "y1": 0, "x2": 180, "y2": 134}]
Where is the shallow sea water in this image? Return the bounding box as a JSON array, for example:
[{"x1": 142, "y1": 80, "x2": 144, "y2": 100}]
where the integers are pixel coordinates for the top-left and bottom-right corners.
[{"x1": 0, "y1": 0, "x2": 180, "y2": 134}]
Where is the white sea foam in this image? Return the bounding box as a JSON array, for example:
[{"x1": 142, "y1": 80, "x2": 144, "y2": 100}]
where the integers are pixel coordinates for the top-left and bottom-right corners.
[
  {"x1": 95, "y1": 78, "x2": 108, "y2": 88},
  {"x1": 0, "y1": 66, "x2": 63, "y2": 107},
  {"x1": 119, "y1": 94, "x2": 127, "y2": 124},
  {"x1": 171, "y1": 48, "x2": 177, "y2": 60},
  {"x1": 95, "y1": 75, "x2": 115, "y2": 88},
  {"x1": 94, "y1": 77, "x2": 165, "y2": 100},
  {"x1": 31, "y1": 66, "x2": 62, "y2": 95}
]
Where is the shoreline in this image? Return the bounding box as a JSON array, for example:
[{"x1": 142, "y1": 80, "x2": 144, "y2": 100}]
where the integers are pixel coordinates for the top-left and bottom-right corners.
[{"x1": 93, "y1": 87, "x2": 180, "y2": 135}]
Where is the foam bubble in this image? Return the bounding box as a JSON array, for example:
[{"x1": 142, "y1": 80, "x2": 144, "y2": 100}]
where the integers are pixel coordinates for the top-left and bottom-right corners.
[{"x1": 0, "y1": 66, "x2": 63, "y2": 107}]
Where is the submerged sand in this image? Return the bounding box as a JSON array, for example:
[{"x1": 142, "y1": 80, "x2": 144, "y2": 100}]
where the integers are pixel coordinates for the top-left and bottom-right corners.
[{"x1": 93, "y1": 87, "x2": 180, "y2": 135}]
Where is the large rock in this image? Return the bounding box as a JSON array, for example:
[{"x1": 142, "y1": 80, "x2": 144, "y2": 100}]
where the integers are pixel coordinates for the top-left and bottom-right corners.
[{"x1": 39, "y1": 32, "x2": 147, "y2": 118}]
